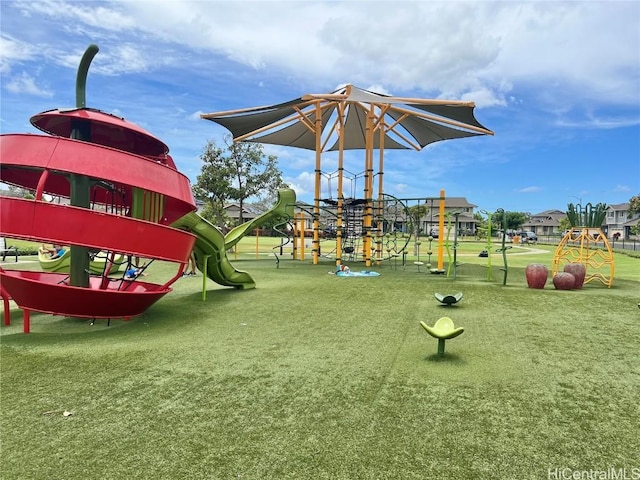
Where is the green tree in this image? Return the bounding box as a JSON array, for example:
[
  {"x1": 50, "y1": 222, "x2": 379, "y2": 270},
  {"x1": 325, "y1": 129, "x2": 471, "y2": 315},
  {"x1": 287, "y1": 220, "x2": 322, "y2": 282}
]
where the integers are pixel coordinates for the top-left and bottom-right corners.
[
  {"x1": 558, "y1": 217, "x2": 572, "y2": 233},
  {"x1": 490, "y1": 211, "x2": 528, "y2": 231},
  {"x1": 2, "y1": 185, "x2": 35, "y2": 199},
  {"x1": 407, "y1": 204, "x2": 429, "y2": 255},
  {"x1": 474, "y1": 212, "x2": 487, "y2": 239},
  {"x1": 192, "y1": 140, "x2": 231, "y2": 226},
  {"x1": 408, "y1": 204, "x2": 428, "y2": 236},
  {"x1": 193, "y1": 136, "x2": 287, "y2": 226},
  {"x1": 628, "y1": 194, "x2": 640, "y2": 237},
  {"x1": 628, "y1": 194, "x2": 640, "y2": 215}
]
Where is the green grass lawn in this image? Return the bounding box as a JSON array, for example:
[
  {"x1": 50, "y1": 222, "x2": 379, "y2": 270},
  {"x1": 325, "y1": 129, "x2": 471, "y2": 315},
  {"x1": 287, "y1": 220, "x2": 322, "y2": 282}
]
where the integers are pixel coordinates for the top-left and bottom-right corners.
[{"x1": 1, "y1": 238, "x2": 639, "y2": 479}]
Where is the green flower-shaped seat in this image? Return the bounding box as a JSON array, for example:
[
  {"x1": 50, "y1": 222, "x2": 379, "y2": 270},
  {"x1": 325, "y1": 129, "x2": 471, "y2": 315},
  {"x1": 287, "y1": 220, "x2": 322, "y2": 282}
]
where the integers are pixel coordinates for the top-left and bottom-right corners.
[
  {"x1": 434, "y1": 292, "x2": 463, "y2": 306},
  {"x1": 420, "y1": 317, "x2": 465, "y2": 355}
]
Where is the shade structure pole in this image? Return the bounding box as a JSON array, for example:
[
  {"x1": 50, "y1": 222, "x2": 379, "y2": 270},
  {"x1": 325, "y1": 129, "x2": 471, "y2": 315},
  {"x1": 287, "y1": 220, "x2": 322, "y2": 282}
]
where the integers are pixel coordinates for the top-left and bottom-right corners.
[
  {"x1": 313, "y1": 101, "x2": 322, "y2": 265},
  {"x1": 363, "y1": 107, "x2": 374, "y2": 267},
  {"x1": 375, "y1": 122, "x2": 385, "y2": 264},
  {"x1": 336, "y1": 102, "x2": 346, "y2": 267}
]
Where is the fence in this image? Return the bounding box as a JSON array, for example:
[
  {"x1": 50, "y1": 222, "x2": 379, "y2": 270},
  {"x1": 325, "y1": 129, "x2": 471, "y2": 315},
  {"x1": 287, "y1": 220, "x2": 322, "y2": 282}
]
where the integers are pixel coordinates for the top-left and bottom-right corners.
[{"x1": 537, "y1": 235, "x2": 639, "y2": 252}]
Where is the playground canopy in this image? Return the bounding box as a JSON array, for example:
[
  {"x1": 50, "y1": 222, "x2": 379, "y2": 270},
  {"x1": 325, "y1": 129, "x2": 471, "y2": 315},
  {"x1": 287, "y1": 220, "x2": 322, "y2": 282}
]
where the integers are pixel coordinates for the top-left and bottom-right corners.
[{"x1": 201, "y1": 84, "x2": 493, "y2": 265}]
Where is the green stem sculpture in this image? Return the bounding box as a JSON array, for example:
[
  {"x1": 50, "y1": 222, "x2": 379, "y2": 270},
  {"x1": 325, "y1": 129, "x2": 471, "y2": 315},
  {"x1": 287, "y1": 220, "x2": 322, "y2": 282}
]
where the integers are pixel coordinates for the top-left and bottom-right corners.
[
  {"x1": 445, "y1": 211, "x2": 461, "y2": 279},
  {"x1": 479, "y1": 210, "x2": 493, "y2": 281},
  {"x1": 445, "y1": 213, "x2": 453, "y2": 277},
  {"x1": 69, "y1": 44, "x2": 99, "y2": 288},
  {"x1": 498, "y1": 208, "x2": 508, "y2": 286}
]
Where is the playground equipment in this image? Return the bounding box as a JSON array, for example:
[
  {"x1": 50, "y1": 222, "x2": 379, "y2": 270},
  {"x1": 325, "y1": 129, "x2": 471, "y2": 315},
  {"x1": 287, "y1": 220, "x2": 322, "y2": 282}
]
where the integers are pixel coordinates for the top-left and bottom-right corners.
[
  {"x1": 1, "y1": 45, "x2": 194, "y2": 325},
  {"x1": 413, "y1": 241, "x2": 425, "y2": 272},
  {"x1": 171, "y1": 189, "x2": 295, "y2": 291},
  {"x1": 0, "y1": 44, "x2": 295, "y2": 330},
  {"x1": 289, "y1": 193, "x2": 446, "y2": 269},
  {"x1": 202, "y1": 85, "x2": 493, "y2": 267},
  {"x1": 375, "y1": 194, "x2": 411, "y2": 267},
  {"x1": 38, "y1": 249, "x2": 124, "y2": 275},
  {"x1": 420, "y1": 317, "x2": 465, "y2": 356},
  {"x1": 444, "y1": 211, "x2": 458, "y2": 277},
  {"x1": 478, "y1": 210, "x2": 494, "y2": 281},
  {"x1": 474, "y1": 209, "x2": 510, "y2": 284},
  {"x1": 272, "y1": 217, "x2": 294, "y2": 268},
  {"x1": 434, "y1": 292, "x2": 464, "y2": 306},
  {"x1": 424, "y1": 235, "x2": 436, "y2": 271},
  {"x1": 552, "y1": 202, "x2": 613, "y2": 287},
  {"x1": 495, "y1": 208, "x2": 510, "y2": 286}
]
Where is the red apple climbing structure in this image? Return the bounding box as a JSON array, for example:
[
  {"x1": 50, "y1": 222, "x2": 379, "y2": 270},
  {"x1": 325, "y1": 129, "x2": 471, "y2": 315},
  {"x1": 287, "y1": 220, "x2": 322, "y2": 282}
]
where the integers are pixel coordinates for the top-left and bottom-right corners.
[{"x1": 0, "y1": 107, "x2": 197, "y2": 321}]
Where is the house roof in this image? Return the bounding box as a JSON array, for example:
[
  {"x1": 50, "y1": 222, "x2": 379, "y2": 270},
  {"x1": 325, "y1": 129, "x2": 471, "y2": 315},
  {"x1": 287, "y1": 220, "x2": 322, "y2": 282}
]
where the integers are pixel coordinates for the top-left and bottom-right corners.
[
  {"x1": 622, "y1": 217, "x2": 640, "y2": 227},
  {"x1": 607, "y1": 203, "x2": 630, "y2": 211},
  {"x1": 438, "y1": 197, "x2": 477, "y2": 208},
  {"x1": 224, "y1": 203, "x2": 257, "y2": 214}
]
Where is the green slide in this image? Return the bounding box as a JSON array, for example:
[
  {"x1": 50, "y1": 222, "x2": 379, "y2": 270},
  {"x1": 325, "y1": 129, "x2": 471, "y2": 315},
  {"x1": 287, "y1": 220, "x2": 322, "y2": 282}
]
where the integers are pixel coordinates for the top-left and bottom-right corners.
[
  {"x1": 224, "y1": 188, "x2": 296, "y2": 249},
  {"x1": 173, "y1": 212, "x2": 256, "y2": 289},
  {"x1": 172, "y1": 189, "x2": 296, "y2": 290}
]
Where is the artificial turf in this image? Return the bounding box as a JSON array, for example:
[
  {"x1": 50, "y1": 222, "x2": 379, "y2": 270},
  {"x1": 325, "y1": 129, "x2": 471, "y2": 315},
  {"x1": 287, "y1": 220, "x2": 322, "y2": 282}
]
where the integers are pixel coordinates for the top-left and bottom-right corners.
[{"x1": 1, "y1": 243, "x2": 639, "y2": 479}]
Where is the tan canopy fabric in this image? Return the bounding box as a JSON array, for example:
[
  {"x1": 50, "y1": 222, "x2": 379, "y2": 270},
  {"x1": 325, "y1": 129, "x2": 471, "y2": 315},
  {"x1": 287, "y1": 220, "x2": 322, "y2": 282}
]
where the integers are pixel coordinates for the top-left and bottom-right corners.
[{"x1": 201, "y1": 84, "x2": 491, "y2": 151}]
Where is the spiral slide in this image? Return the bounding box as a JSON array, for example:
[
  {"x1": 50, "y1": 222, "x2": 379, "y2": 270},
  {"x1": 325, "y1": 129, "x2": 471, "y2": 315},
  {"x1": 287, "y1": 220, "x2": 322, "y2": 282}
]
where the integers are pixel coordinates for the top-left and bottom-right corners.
[{"x1": 172, "y1": 189, "x2": 296, "y2": 290}]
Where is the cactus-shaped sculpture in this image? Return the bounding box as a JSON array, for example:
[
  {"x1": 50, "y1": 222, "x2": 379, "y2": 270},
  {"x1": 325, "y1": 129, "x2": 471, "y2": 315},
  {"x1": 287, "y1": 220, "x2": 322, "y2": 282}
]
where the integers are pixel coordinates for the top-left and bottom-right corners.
[{"x1": 552, "y1": 202, "x2": 614, "y2": 287}]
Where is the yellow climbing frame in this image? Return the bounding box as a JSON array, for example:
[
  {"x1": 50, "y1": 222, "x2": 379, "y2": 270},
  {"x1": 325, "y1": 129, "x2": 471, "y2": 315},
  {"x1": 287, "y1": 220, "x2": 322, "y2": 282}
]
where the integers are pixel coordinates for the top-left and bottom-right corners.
[{"x1": 552, "y1": 227, "x2": 614, "y2": 287}]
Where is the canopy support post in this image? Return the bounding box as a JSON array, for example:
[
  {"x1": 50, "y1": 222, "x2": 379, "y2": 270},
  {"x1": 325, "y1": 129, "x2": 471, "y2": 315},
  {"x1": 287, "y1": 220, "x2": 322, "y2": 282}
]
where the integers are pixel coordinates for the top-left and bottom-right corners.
[{"x1": 313, "y1": 101, "x2": 322, "y2": 265}]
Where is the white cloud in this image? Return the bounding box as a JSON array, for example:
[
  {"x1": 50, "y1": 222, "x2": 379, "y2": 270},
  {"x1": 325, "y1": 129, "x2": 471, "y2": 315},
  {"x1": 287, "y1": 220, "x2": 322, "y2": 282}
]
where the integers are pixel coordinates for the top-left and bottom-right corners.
[
  {"x1": 3, "y1": 72, "x2": 53, "y2": 97},
  {"x1": 555, "y1": 115, "x2": 640, "y2": 130},
  {"x1": 4, "y1": 1, "x2": 638, "y2": 110},
  {"x1": 189, "y1": 110, "x2": 206, "y2": 121},
  {"x1": 460, "y1": 87, "x2": 507, "y2": 109},
  {"x1": 481, "y1": 2, "x2": 640, "y2": 106},
  {"x1": 15, "y1": 0, "x2": 137, "y2": 31},
  {"x1": 518, "y1": 186, "x2": 542, "y2": 193},
  {"x1": 284, "y1": 171, "x2": 315, "y2": 200},
  {"x1": 0, "y1": 35, "x2": 37, "y2": 74},
  {"x1": 613, "y1": 185, "x2": 631, "y2": 193}
]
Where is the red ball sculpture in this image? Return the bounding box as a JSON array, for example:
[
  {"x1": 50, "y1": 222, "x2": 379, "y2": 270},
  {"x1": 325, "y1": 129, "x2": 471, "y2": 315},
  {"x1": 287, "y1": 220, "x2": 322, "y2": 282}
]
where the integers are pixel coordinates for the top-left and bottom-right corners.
[
  {"x1": 553, "y1": 272, "x2": 576, "y2": 290},
  {"x1": 525, "y1": 263, "x2": 548, "y2": 289},
  {"x1": 563, "y1": 263, "x2": 586, "y2": 289}
]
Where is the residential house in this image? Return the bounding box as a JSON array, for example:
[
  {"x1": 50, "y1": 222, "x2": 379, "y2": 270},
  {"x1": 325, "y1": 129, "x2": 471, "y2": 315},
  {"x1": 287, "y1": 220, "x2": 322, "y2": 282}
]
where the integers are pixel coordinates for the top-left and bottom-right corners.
[
  {"x1": 224, "y1": 203, "x2": 258, "y2": 226},
  {"x1": 422, "y1": 197, "x2": 478, "y2": 237},
  {"x1": 195, "y1": 199, "x2": 258, "y2": 228},
  {"x1": 382, "y1": 197, "x2": 477, "y2": 237},
  {"x1": 521, "y1": 204, "x2": 639, "y2": 239},
  {"x1": 522, "y1": 210, "x2": 566, "y2": 236},
  {"x1": 604, "y1": 203, "x2": 639, "y2": 239}
]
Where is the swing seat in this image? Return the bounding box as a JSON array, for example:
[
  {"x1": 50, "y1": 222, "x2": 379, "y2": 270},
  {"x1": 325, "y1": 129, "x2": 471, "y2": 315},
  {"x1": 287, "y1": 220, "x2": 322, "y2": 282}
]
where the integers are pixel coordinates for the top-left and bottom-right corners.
[
  {"x1": 420, "y1": 317, "x2": 464, "y2": 356},
  {"x1": 434, "y1": 292, "x2": 463, "y2": 306}
]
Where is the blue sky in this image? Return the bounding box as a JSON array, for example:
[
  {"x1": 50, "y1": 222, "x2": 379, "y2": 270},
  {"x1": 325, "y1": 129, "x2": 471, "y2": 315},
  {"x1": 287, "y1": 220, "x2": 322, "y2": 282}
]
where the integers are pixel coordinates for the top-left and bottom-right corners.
[{"x1": 1, "y1": 0, "x2": 639, "y2": 214}]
